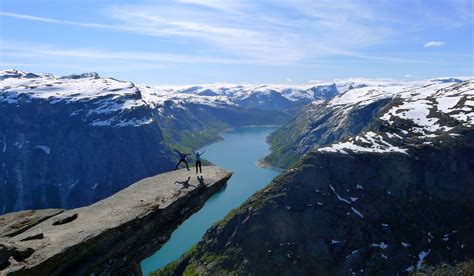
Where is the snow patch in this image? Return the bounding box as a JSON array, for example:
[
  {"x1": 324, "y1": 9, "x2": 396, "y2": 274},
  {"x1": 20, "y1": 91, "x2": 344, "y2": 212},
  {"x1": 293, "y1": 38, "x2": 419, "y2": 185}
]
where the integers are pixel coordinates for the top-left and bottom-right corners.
[
  {"x1": 319, "y1": 132, "x2": 408, "y2": 155},
  {"x1": 371, "y1": 242, "x2": 388, "y2": 249},
  {"x1": 35, "y1": 145, "x2": 50, "y2": 154},
  {"x1": 329, "y1": 184, "x2": 351, "y2": 204},
  {"x1": 351, "y1": 207, "x2": 364, "y2": 218},
  {"x1": 416, "y1": 250, "x2": 431, "y2": 270},
  {"x1": 437, "y1": 96, "x2": 461, "y2": 112}
]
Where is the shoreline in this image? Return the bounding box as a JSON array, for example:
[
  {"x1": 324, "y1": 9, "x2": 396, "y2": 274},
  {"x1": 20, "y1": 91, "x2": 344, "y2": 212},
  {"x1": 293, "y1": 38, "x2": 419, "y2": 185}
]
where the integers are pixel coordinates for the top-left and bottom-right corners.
[{"x1": 256, "y1": 158, "x2": 284, "y2": 172}]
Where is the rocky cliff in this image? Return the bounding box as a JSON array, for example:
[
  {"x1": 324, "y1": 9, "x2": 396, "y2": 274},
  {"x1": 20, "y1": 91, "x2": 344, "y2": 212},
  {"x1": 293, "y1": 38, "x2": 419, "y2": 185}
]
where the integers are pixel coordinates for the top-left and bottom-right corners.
[
  {"x1": 156, "y1": 80, "x2": 474, "y2": 275},
  {"x1": 0, "y1": 166, "x2": 232, "y2": 275}
]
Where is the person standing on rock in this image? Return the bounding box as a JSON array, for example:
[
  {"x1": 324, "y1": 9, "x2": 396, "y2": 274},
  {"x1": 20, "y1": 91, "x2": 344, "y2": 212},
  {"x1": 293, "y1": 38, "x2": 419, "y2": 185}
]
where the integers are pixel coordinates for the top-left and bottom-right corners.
[
  {"x1": 174, "y1": 150, "x2": 190, "y2": 171},
  {"x1": 194, "y1": 149, "x2": 206, "y2": 174}
]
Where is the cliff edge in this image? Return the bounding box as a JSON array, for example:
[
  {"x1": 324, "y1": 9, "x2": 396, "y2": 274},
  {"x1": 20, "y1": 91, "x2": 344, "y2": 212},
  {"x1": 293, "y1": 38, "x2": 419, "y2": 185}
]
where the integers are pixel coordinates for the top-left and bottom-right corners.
[{"x1": 0, "y1": 166, "x2": 232, "y2": 275}]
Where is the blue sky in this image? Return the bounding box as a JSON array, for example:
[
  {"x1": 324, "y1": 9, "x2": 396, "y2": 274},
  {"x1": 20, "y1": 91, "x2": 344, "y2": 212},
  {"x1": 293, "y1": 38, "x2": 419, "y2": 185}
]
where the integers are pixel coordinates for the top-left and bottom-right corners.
[{"x1": 0, "y1": 0, "x2": 472, "y2": 84}]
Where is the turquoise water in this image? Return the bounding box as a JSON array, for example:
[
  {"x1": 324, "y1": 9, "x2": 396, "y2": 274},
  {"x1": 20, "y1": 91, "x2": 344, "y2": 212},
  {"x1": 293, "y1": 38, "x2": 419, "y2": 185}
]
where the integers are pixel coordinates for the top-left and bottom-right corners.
[{"x1": 140, "y1": 126, "x2": 280, "y2": 274}]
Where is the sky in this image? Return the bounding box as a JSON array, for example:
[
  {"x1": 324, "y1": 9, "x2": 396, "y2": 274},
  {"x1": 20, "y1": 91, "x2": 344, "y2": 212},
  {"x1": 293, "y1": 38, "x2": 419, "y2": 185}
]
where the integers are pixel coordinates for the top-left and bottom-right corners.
[{"x1": 0, "y1": 0, "x2": 473, "y2": 84}]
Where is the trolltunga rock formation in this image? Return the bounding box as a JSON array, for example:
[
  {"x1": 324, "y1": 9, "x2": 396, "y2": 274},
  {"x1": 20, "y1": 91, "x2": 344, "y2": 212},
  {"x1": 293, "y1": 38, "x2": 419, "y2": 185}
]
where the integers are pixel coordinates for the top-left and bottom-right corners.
[{"x1": 0, "y1": 166, "x2": 231, "y2": 275}]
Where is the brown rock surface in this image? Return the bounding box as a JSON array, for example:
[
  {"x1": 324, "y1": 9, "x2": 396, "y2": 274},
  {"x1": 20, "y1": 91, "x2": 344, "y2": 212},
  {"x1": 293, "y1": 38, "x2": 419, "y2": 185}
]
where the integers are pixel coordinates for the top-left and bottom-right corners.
[{"x1": 0, "y1": 209, "x2": 63, "y2": 238}]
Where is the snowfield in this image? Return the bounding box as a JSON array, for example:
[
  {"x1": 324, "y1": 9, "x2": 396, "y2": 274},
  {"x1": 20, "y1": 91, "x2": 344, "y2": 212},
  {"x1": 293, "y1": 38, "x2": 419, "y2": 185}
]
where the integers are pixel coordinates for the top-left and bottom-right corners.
[{"x1": 0, "y1": 69, "x2": 338, "y2": 126}]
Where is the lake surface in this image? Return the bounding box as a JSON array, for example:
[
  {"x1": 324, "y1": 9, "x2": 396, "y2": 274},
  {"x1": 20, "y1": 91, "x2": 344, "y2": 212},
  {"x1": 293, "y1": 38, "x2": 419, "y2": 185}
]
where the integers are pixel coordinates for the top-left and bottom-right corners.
[{"x1": 141, "y1": 126, "x2": 280, "y2": 274}]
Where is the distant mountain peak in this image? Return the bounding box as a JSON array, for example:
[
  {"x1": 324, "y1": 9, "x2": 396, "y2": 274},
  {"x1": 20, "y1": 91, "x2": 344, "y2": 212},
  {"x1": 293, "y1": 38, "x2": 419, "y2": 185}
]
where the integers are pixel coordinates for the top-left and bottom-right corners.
[
  {"x1": 59, "y1": 72, "x2": 100, "y2": 79},
  {"x1": 0, "y1": 69, "x2": 40, "y2": 80}
]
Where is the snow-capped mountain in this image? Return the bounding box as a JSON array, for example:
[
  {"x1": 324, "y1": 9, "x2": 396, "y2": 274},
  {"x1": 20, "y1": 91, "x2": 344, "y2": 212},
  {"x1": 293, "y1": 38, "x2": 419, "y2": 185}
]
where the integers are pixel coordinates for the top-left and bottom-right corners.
[
  {"x1": 266, "y1": 77, "x2": 473, "y2": 167},
  {"x1": 1, "y1": 69, "x2": 153, "y2": 128},
  {"x1": 319, "y1": 80, "x2": 473, "y2": 154},
  {"x1": 140, "y1": 82, "x2": 338, "y2": 112},
  {"x1": 0, "y1": 69, "x2": 339, "y2": 119}
]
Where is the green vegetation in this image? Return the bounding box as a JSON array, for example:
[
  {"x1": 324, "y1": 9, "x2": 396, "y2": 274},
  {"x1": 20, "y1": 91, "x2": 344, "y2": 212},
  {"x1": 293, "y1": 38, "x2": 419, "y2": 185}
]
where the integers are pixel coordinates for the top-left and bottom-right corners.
[
  {"x1": 410, "y1": 259, "x2": 474, "y2": 276},
  {"x1": 217, "y1": 207, "x2": 239, "y2": 227},
  {"x1": 160, "y1": 118, "x2": 227, "y2": 166},
  {"x1": 264, "y1": 108, "x2": 310, "y2": 168},
  {"x1": 182, "y1": 265, "x2": 199, "y2": 276},
  {"x1": 150, "y1": 244, "x2": 200, "y2": 276}
]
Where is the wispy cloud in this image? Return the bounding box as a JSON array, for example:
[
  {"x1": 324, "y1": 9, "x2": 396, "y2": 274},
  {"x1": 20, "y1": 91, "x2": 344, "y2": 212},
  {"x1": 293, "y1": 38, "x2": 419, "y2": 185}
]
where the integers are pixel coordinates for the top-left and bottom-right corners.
[
  {"x1": 102, "y1": 0, "x2": 406, "y2": 64},
  {"x1": 175, "y1": 0, "x2": 250, "y2": 12},
  {"x1": 0, "y1": 11, "x2": 127, "y2": 31},
  {"x1": 424, "y1": 41, "x2": 445, "y2": 48},
  {"x1": 1, "y1": 0, "x2": 472, "y2": 68},
  {"x1": 0, "y1": 1, "x2": 398, "y2": 64}
]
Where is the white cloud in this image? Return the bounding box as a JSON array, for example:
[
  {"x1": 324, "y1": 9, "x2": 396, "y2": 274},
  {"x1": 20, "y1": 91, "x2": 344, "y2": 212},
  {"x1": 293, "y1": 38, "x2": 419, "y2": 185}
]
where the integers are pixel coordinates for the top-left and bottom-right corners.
[
  {"x1": 0, "y1": 1, "x2": 396, "y2": 64},
  {"x1": 104, "y1": 0, "x2": 397, "y2": 63},
  {"x1": 424, "y1": 41, "x2": 445, "y2": 48}
]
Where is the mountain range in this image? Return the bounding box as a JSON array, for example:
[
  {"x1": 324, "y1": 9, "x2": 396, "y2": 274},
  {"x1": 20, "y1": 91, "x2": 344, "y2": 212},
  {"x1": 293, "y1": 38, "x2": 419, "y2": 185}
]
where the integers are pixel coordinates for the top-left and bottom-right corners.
[
  {"x1": 1, "y1": 69, "x2": 473, "y2": 274},
  {"x1": 0, "y1": 69, "x2": 335, "y2": 214}
]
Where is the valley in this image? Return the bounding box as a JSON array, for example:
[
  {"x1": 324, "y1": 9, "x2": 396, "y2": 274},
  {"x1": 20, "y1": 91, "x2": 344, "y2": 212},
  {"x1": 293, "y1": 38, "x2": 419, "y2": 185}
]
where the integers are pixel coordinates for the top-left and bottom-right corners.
[
  {"x1": 141, "y1": 126, "x2": 279, "y2": 274},
  {"x1": 1, "y1": 70, "x2": 473, "y2": 275},
  {"x1": 2, "y1": 1, "x2": 472, "y2": 274}
]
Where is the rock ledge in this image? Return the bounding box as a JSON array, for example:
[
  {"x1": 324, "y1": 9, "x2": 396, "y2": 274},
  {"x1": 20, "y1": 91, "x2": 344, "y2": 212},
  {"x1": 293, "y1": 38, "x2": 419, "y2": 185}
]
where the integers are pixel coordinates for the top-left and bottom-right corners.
[{"x1": 0, "y1": 166, "x2": 232, "y2": 275}]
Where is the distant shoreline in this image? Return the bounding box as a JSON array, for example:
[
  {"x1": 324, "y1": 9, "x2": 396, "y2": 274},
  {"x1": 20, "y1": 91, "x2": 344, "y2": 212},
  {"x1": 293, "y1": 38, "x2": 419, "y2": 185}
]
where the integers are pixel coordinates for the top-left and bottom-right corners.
[{"x1": 256, "y1": 158, "x2": 284, "y2": 172}]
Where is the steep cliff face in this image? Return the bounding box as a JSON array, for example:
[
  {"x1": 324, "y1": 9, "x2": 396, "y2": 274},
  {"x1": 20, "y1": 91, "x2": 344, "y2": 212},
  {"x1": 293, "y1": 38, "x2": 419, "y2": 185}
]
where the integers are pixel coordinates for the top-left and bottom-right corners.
[
  {"x1": 157, "y1": 80, "x2": 474, "y2": 275},
  {"x1": 161, "y1": 141, "x2": 473, "y2": 275},
  {"x1": 0, "y1": 72, "x2": 175, "y2": 214},
  {"x1": 0, "y1": 167, "x2": 232, "y2": 275}
]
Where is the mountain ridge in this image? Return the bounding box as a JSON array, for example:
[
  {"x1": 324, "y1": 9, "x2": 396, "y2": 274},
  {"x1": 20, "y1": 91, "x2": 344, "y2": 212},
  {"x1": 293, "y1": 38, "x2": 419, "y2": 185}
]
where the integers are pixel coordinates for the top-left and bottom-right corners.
[{"x1": 266, "y1": 79, "x2": 473, "y2": 168}]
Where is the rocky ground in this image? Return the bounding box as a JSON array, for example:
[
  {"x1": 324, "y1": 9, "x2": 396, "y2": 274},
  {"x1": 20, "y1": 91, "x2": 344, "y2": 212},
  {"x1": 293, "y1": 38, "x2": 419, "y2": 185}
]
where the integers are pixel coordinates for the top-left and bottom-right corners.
[{"x1": 0, "y1": 166, "x2": 231, "y2": 275}]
